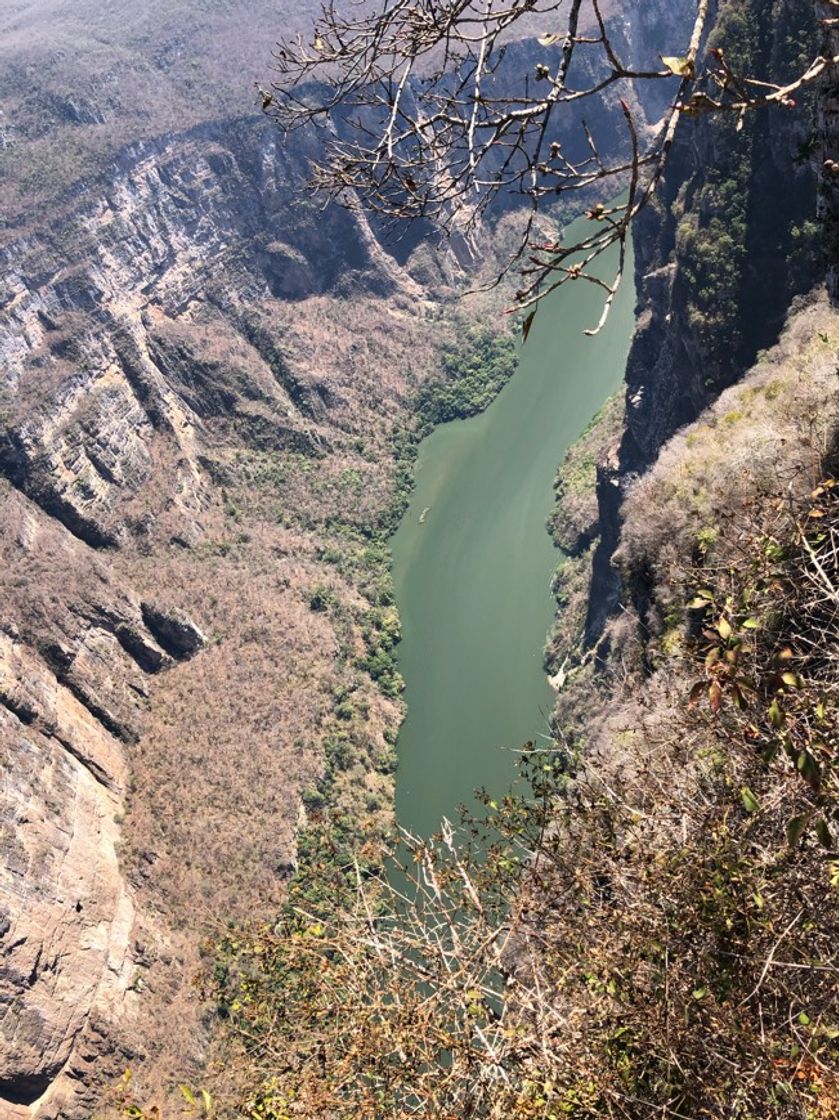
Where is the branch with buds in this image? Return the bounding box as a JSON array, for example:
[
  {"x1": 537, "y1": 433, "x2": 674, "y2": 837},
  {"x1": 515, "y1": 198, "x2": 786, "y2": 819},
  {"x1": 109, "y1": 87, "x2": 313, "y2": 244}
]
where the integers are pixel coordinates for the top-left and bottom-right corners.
[{"x1": 263, "y1": 0, "x2": 834, "y2": 333}]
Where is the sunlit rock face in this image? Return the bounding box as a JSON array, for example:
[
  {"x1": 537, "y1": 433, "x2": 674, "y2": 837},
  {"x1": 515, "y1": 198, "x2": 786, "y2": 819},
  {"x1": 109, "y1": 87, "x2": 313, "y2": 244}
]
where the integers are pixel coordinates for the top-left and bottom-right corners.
[
  {"x1": 0, "y1": 631, "x2": 134, "y2": 1114},
  {"x1": 0, "y1": 104, "x2": 419, "y2": 1115}
]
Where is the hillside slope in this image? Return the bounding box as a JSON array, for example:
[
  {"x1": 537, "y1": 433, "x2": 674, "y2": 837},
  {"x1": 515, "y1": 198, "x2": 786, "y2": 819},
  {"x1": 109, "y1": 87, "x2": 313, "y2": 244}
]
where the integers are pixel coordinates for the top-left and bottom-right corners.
[
  {"x1": 0, "y1": 5, "x2": 447, "y2": 1114},
  {"x1": 0, "y1": 112, "x2": 440, "y2": 1120},
  {"x1": 536, "y1": 3, "x2": 839, "y2": 1111}
]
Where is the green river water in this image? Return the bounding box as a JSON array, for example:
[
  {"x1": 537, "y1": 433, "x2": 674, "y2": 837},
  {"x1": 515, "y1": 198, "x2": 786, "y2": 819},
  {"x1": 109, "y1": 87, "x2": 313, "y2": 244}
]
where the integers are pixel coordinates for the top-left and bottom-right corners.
[{"x1": 392, "y1": 226, "x2": 636, "y2": 838}]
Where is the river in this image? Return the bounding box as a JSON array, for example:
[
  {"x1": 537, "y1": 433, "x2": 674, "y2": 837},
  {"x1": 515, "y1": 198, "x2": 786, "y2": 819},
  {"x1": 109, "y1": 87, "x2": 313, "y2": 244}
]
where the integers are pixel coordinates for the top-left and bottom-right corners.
[{"x1": 391, "y1": 222, "x2": 636, "y2": 838}]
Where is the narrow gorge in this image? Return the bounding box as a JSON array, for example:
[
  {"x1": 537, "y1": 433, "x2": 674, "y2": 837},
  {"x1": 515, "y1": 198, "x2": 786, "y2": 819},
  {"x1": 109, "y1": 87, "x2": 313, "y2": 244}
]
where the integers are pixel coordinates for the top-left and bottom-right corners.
[{"x1": 1, "y1": 0, "x2": 837, "y2": 1118}]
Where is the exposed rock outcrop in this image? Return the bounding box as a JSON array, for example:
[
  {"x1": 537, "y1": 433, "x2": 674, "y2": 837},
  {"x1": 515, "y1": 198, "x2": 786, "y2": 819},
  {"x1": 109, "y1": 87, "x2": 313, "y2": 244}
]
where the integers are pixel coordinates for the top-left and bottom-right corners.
[
  {"x1": 0, "y1": 635, "x2": 135, "y2": 1116},
  {"x1": 1, "y1": 27, "x2": 391, "y2": 1107}
]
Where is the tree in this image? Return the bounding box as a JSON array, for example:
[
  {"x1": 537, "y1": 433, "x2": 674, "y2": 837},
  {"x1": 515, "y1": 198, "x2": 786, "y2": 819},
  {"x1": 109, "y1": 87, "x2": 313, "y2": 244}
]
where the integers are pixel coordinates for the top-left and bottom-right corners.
[{"x1": 263, "y1": 0, "x2": 839, "y2": 330}]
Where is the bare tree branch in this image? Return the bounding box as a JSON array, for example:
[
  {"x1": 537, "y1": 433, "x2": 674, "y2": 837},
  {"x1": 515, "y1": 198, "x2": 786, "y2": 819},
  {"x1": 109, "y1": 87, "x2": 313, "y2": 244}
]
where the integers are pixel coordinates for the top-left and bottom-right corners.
[{"x1": 263, "y1": 0, "x2": 835, "y2": 329}]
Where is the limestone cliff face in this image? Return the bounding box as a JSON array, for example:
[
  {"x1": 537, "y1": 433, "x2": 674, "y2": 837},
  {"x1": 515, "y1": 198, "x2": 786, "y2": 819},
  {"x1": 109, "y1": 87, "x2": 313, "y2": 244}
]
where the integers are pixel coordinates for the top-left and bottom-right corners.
[
  {"x1": 0, "y1": 119, "x2": 403, "y2": 550},
  {"x1": 0, "y1": 619, "x2": 134, "y2": 1115},
  {"x1": 0, "y1": 105, "x2": 431, "y2": 1116},
  {"x1": 584, "y1": 0, "x2": 824, "y2": 645}
]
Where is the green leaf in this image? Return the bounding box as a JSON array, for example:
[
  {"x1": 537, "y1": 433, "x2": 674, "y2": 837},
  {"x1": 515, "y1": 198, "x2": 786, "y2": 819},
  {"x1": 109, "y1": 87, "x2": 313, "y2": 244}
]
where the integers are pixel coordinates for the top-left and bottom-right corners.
[
  {"x1": 692, "y1": 986, "x2": 709, "y2": 1000},
  {"x1": 741, "y1": 617, "x2": 760, "y2": 629},
  {"x1": 662, "y1": 54, "x2": 696, "y2": 77},
  {"x1": 786, "y1": 814, "x2": 809, "y2": 847},
  {"x1": 781, "y1": 671, "x2": 802, "y2": 689},
  {"x1": 799, "y1": 1011, "x2": 811, "y2": 1026},
  {"x1": 740, "y1": 787, "x2": 760, "y2": 814},
  {"x1": 717, "y1": 616, "x2": 732, "y2": 640},
  {"x1": 179, "y1": 1085, "x2": 197, "y2": 1107},
  {"x1": 201, "y1": 1090, "x2": 213, "y2": 1116},
  {"x1": 815, "y1": 818, "x2": 832, "y2": 849},
  {"x1": 797, "y1": 750, "x2": 822, "y2": 790},
  {"x1": 768, "y1": 697, "x2": 784, "y2": 728}
]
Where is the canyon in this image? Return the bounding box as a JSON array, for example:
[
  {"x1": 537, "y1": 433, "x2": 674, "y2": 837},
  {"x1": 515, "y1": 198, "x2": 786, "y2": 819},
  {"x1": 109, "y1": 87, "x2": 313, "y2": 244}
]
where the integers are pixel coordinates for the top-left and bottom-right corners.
[{"x1": 2, "y1": 0, "x2": 835, "y2": 1117}]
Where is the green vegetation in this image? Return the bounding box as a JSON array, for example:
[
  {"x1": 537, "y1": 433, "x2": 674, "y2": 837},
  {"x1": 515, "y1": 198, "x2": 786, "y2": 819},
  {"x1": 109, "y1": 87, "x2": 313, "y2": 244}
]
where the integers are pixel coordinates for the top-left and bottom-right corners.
[
  {"x1": 544, "y1": 393, "x2": 624, "y2": 674},
  {"x1": 549, "y1": 391, "x2": 624, "y2": 555},
  {"x1": 198, "y1": 325, "x2": 518, "y2": 978},
  {"x1": 204, "y1": 288, "x2": 839, "y2": 1118},
  {"x1": 378, "y1": 327, "x2": 517, "y2": 538},
  {"x1": 414, "y1": 329, "x2": 517, "y2": 426},
  {"x1": 357, "y1": 605, "x2": 403, "y2": 698},
  {"x1": 671, "y1": 0, "x2": 820, "y2": 379},
  {"x1": 675, "y1": 0, "x2": 759, "y2": 351},
  {"x1": 306, "y1": 584, "x2": 337, "y2": 613}
]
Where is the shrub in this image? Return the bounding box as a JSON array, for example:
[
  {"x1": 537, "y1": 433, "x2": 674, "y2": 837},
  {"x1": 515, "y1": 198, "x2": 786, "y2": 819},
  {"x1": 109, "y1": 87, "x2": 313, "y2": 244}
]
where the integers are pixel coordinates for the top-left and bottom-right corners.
[{"x1": 210, "y1": 458, "x2": 839, "y2": 1120}]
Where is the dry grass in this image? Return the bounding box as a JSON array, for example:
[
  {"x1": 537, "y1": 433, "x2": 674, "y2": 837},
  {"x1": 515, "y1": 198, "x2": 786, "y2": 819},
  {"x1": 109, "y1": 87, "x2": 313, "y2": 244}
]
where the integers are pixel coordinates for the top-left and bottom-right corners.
[{"x1": 618, "y1": 293, "x2": 839, "y2": 633}]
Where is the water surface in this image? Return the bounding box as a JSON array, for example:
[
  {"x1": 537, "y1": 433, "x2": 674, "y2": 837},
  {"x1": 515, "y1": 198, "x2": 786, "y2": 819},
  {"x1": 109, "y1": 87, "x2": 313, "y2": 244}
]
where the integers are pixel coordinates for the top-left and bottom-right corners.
[{"x1": 392, "y1": 225, "x2": 636, "y2": 837}]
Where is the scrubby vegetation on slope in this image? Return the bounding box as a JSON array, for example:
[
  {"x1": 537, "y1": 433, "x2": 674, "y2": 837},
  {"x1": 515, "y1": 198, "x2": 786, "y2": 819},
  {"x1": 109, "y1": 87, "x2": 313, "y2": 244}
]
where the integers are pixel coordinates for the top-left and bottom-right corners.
[{"x1": 187, "y1": 301, "x2": 839, "y2": 1120}]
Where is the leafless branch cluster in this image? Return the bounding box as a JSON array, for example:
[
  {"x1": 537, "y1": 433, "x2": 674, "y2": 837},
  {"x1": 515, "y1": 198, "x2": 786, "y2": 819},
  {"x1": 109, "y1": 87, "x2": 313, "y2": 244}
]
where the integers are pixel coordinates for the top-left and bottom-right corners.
[{"x1": 263, "y1": 0, "x2": 835, "y2": 329}]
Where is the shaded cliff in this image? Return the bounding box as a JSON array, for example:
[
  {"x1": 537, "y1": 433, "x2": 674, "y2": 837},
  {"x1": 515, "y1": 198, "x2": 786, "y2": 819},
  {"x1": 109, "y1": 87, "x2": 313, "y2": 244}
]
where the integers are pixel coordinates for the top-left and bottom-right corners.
[{"x1": 583, "y1": 0, "x2": 825, "y2": 646}]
